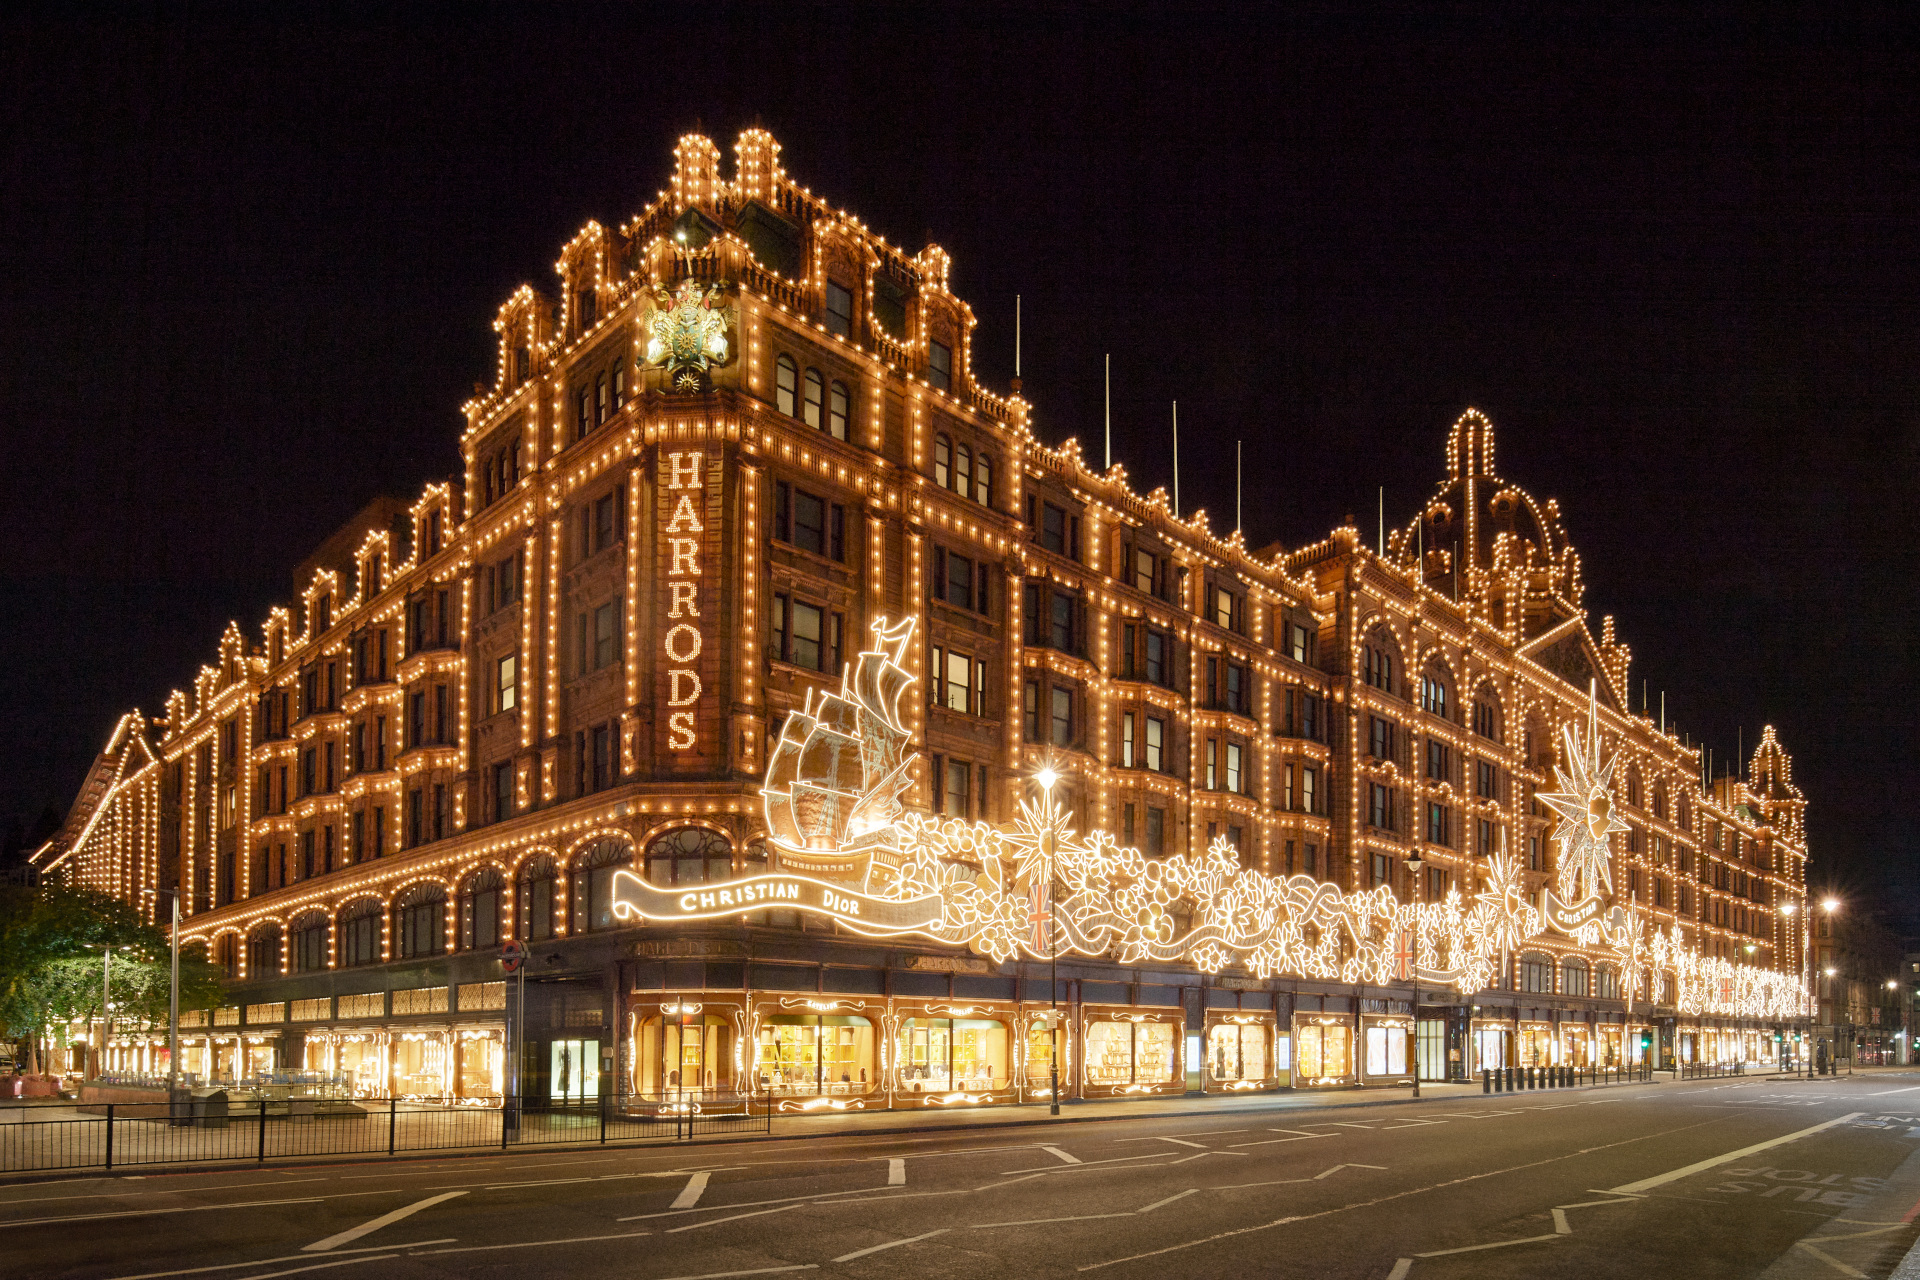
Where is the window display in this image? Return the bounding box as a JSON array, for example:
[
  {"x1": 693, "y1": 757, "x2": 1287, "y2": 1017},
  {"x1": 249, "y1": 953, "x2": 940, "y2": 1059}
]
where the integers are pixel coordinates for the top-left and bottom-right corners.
[
  {"x1": 335, "y1": 1035, "x2": 385, "y2": 1097},
  {"x1": 455, "y1": 1032, "x2": 502, "y2": 1102},
  {"x1": 396, "y1": 1031, "x2": 450, "y2": 1099},
  {"x1": 896, "y1": 1017, "x2": 1009, "y2": 1092},
  {"x1": 1295, "y1": 1019, "x2": 1353, "y2": 1083},
  {"x1": 1206, "y1": 1022, "x2": 1268, "y2": 1083},
  {"x1": 1363, "y1": 1021, "x2": 1409, "y2": 1077},
  {"x1": 1519, "y1": 1024, "x2": 1554, "y2": 1067},
  {"x1": 754, "y1": 1015, "x2": 876, "y2": 1096},
  {"x1": 549, "y1": 1037, "x2": 601, "y2": 1102},
  {"x1": 1024, "y1": 1019, "x2": 1068, "y2": 1093},
  {"x1": 1473, "y1": 1025, "x2": 1508, "y2": 1073},
  {"x1": 633, "y1": 1015, "x2": 735, "y2": 1098},
  {"x1": 1085, "y1": 1018, "x2": 1176, "y2": 1087}
]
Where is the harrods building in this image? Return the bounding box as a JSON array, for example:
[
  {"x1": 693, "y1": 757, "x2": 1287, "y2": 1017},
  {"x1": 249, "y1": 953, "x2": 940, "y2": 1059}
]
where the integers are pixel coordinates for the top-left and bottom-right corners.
[{"x1": 35, "y1": 130, "x2": 1811, "y2": 1111}]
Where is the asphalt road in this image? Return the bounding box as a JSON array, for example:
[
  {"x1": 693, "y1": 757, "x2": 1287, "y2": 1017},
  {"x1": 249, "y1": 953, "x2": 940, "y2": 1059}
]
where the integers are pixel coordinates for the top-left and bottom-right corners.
[{"x1": 7, "y1": 1072, "x2": 1920, "y2": 1280}]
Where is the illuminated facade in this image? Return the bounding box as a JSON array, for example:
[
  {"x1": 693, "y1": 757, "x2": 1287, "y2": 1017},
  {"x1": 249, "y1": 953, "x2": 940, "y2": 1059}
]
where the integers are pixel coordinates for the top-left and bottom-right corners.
[{"x1": 35, "y1": 130, "x2": 1810, "y2": 1108}]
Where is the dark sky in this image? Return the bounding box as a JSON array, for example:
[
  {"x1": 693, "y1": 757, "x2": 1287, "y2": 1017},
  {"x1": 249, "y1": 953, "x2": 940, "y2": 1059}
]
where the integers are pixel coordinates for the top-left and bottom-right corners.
[{"x1": 2, "y1": 6, "x2": 1914, "y2": 922}]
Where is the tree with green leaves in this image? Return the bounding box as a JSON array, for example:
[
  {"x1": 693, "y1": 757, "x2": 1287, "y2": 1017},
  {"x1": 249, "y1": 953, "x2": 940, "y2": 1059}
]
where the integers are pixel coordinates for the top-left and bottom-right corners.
[{"x1": 0, "y1": 883, "x2": 223, "y2": 1076}]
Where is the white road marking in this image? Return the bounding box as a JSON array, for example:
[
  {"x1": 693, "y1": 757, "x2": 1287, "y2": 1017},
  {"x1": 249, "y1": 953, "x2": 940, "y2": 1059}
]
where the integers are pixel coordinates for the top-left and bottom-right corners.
[
  {"x1": 1415, "y1": 1232, "x2": 1561, "y2": 1257},
  {"x1": 1077, "y1": 1115, "x2": 1728, "y2": 1271},
  {"x1": 1001, "y1": 1152, "x2": 1173, "y2": 1175},
  {"x1": 224, "y1": 1259, "x2": 399, "y2": 1280},
  {"x1": 1136, "y1": 1189, "x2": 1199, "y2": 1213},
  {"x1": 888, "y1": 1158, "x2": 906, "y2": 1186},
  {"x1": 973, "y1": 1212, "x2": 1138, "y2": 1228},
  {"x1": 1871, "y1": 1086, "x2": 1920, "y2": 1096},
  {"x1": 650, "y1": 1268, "x2": 817, "y2": 1280},
  {"x1": 103, "y1": 1242, "x2": 454, "y2": 1280},
  {"x1": 1115, "y1": 1129, "x2": 1248, "y2": 1142},
  {"x1": 1797, "y1": 1242, "x2": 1870, "y2": 1277},
  {"x1": 1168, "y1": 1151, "x2": 1247, "y2": 1164},
  {"x1": 405, "y1": 1230, "x2": 653, "y2": 1257},
  {"x1": 1042, "y1": 1145, "x2": 1082, "y2": 1164},
  {"x1": 0, "y1": 1177, "x2": 336, "y2": 1204},
  {"x1": 1228, "y1": 1128, "x2": 1335, "y2": 1147},
  {"x1": 1316, "y1": 1164, "x2": 1387, "y2": 1179},
  {"x1": 984, "y1": 1173, "x2": 1048, "y2": 1190},
  {"x1": 831, "y1": 1228, "x2": 950, "y2": 1261},
  {"x1": 1117, "y1": 1135, "x2": 1208, "y2": 1149},
  {"x1": 1551, "y1": 1208, "x2": 1572, "y2": 1234},
  {"x1": 0, "y1": 1196, "x2": 328, "y2": 1228},
  {"x1": 1608, "y1": 1113, "x2": 1865, "y2": 1194},
  {"x1": 303, "y1": 1191, "x2": 467, "y2": 1252},
  {"x1": 672, "y1": 1170, "x2": 712, "y2": 1209},
  {"x1": 1386, "y1": 1260, "x2": 1412, "y2": 1280},
  {"x1": 664, "y1": 1203, "x2": 804, "y2": 1233}
]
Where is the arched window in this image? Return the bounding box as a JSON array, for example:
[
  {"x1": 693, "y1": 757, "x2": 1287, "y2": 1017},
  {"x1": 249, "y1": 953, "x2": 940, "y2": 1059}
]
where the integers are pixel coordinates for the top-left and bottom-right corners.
[
  {"x1": 247, "y1": 925, "x2": 282, "y2": 977},
  {"x1": 394, "y1": 883, "x2": 446, "y2": 958},
  {"x1": 974, "y1": 452, "x2": 992, "y2": 505},
  {"x1": 802, "y1": 368, "x2": 824, "y2": 430},
  {"x1": 645, "y1": 827, "x2": 733, "y2": 888},
  {"x1": 743, "y1": 839, "x2": 769, "y2": 877},
  {"x1": 827, "y1": 381, "x2": 849, "y2": 440},
  {"x1": 933, "y1": 435, "x2": 951, "y2": 488},
  {"x1": 337, "y1": 899, "x2": 381, "y2": 967},
  {"x1": 1561, "y1": 957, "x2": 1590, "y2": 997},
  {"x1": 953, "y1": 443, "x2": 971, "y2": 496},
  {"x1": 568, "y1": 839, "x2": 633, "y2": 934},
  {"x1": 1595, "y1": 964, "x2": 1621, "y2": 1000},
  {"x1": 214, "y1": 934, "x2": 239, "y2": 979},
  {"x1": 1420, "y1": 663, "x2": 1451, "y2": 719},
  {"x1": 517, "y1": 855, "x2": 557, "y2": 941},
  {"x1": 775, "y1": 355, "x2": 798, "y2": 416},
  {"x1": 459, "y1": 867, "x2": 503, "y2": 950},
  {"x1": 1626, "y1": 767, "x2": 1642, "y2": 810},
  {"x1": 1652, "y1": 783, "x2": 1667, "y2": 820},
  {"x1": 291, "y1": 911, "x2": 328, "y2": 973},
  {"x1": 1362, "y1": 627, "x2": 1397, "y2": 695}
]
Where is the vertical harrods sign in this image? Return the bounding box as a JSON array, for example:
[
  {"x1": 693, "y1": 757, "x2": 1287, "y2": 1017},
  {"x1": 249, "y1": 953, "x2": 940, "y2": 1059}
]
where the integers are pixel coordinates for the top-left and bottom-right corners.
[{"x1": 657, "y1": 448, "x2": 723, "y2": 761}]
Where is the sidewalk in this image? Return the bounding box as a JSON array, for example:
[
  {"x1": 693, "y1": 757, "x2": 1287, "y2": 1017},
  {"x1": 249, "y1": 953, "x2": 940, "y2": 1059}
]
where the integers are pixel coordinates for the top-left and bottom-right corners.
[{"x1": 0, "y1": 1069, "x2": 1755, "y2": 1184}]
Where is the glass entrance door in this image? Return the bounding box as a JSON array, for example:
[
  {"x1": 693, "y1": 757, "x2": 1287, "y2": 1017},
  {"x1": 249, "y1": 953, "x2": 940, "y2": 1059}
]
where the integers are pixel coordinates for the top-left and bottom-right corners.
[{"x1": 549, "y1": 1038, "x2": 600, "y2": 1103}]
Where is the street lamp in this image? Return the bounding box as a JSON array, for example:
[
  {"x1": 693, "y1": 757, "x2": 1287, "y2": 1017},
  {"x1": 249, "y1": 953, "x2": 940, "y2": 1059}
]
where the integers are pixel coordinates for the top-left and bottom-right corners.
[
  {"x1": 1404, "y1": 848, "x2": 1424, "y2": 1099},
  {"x1": 1035, "y1": 765, "x2": 1061, "y2": 1116},
  {"x1": 142, "y1": 888, "x2": 184, "y2": 1097}
]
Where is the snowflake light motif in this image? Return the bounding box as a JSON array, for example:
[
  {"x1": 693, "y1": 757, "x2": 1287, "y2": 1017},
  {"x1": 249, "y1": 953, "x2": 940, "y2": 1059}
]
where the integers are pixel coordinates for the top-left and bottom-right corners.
[{"x1": 1537, "y1": 720, "x2": 1629, "y2": 904}]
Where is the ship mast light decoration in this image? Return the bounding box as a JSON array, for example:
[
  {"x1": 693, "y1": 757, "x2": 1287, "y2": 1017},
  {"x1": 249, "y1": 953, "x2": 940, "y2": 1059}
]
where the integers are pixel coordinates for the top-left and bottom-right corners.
[{"x1": 626, "y1": 622, "x2": 1800, "y2": 1022}]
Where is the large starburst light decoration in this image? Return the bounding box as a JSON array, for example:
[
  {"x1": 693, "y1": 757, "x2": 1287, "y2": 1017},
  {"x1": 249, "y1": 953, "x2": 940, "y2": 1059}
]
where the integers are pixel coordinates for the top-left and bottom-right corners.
[{"x1": 1537, "y1": 715, "x2": 1629, "y2": 904}]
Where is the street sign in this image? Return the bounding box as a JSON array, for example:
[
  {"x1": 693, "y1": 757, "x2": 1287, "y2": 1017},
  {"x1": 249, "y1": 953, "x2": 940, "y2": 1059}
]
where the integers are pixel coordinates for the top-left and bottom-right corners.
[{"x1": 501, "y1": 938, "x2": 526, "y2": 973}]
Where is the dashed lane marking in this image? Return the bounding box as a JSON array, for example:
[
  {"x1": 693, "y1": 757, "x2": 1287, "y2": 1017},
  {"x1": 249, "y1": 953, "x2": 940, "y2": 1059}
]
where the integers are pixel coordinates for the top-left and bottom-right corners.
[
  {"x1": 888, "y1": 1159, "x2": 906, "y2": 1186},
  {"x1": 672, "y1": 1171, "x2": 711, "y2": 1209},
  {"x1": 973, "y1": 1213, "x2": 1138, "y2": 1229},
  {"x1": 1415, "y1": 1231, "x2": 1562, "y2": 1257},
  {"x1": 1042, "y1": 1145, "x2": 1083, "y2": 1165},
  {"x1": 664, "y1": 1203, "x2": 804, "y2": 1233},
  {"x1": 1228, "y1": 1128, "x2": 1336, "y2": 1147},
  {"x1": 103, "y1": 1242, "x2": 456, "y2": 1280},
  {"x1": 1136, "y1": 1189, "x2": 1199, "y2": 1214}
]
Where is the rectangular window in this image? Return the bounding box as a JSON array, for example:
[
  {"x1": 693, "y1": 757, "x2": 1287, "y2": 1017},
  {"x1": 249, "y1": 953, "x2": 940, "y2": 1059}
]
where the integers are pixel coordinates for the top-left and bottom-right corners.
[
  {"x1": 1131, "y1": 547, "x2": 1156, "y2": 594},
  {"x1": 824, "y1": 281, "x2": 854, "y2": 337},
  {"x1": 1426, "y1": 866, "x2": 1449, "y2": 901},
  {"x1": 1206, "y1": 739, "x2": 1217, "y2": 789},
  {"x1": 1426, "y1": 739, "x2": 1450, "y2": 782},
  {"x1": 1145, "y1": 717, "x2": 1165, "y2": 772},
  {"x1": 1145, "y1": 631, "x2": 1168, "y2": 685},
  {"x1": 1050, "y1": 590, "x2": 1073, "y2": 651},
  {"x1": 1225, "y1": 743, "x2": 1243, "y2": 793},
  {"x1": 1224, "y1": 664, "x2": 1245, "y2": 715},
  {"x1": 1301, "y1": 767, "x2": 1317, "y2": 815},
  {"x1": 943, "y1": 649, "x2": 974, "y2": 714},
  {"x1": 791, "y1": 601, "x2": 824, "y2": 671},
  {"x1": 1145, "y1": 806, "x2": 1165, "y2": 856},
  {"x1": 1050, "y1": 686, "x2": 1073, "y2": 746},
  {"x1": 1211, "y1": 586, "x2": 1235, "y2": 630},
  {"x1": 593, "y1": 601, "x2": 618, "y2": 670},
  {"x1": 496, "y1": 654, "x2": 517, "y2": 713},
  {"x1": 792, "y1": 489, "x2": 826, "y2": 555},
  {"x1": 492, "y1": 761, "x2": 513, "y2": 823},
  {"x1": 1426, "y1": 801, "x2": 1450, "y2": 846},
  {"x1": 1121, "y1": 713, "x2": 1135, "y2": 767},
  {"x1": 1369, "y1": 716, "x2": 1395, "y2": 762},
  {"x1": 1371, "y1": 852, "x2": 1392, "y2": 889},
  {"x1": 1287, "y1": 622, "x2": 1313, "y2": 665},
  {"x1": 1477, "y1": 759, "x2": 1498, "y2": 799},
  {"x1": 1304, "y1": 843, "x2": 1318, "y2": 876},
  {"x1": 927, "y1": 339, "x2": 951, "y2": 391},
  {"x1": 1023, "y1": 680, "x2": 1039, "y2": 742},
  {"x1": 944, "y1": 757, "x2": 971, "y2": 818},
  {"x1": 1040, "y1": 502, "x2": 1068, "y2": 555},
  {"x1": 1123, "y1": 804, "x2": 1135, "y2": 847},
  {"x1": 1370, "y1": 783, "x2": 1393, "y2": 830}
]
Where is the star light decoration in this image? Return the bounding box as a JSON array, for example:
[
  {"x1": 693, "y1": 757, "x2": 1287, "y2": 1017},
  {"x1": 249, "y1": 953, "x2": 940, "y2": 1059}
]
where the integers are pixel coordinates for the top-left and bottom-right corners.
[{"x1": 1537, "y1": 719, "x2": 1630, "y2": 905}]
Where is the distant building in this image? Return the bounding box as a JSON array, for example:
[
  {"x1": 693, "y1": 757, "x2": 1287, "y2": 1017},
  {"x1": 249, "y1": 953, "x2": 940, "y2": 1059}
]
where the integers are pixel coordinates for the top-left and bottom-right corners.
[{"x1": 35, "y1": 130, "x2": 1809, "y2": 1104}]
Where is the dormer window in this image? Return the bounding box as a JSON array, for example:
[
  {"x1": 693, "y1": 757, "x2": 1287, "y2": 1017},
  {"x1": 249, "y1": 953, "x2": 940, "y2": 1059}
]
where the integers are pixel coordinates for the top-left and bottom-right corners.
[
  {"x1": 577, "y1": 287, "x2": 597, "y2": 330},
  {"x1": 927, "y1": 339, "x2": 951, "y2": 392}
]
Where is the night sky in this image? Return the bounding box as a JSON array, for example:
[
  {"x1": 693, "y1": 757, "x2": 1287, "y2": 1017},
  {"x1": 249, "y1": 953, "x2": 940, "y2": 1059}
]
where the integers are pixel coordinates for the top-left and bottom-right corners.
[{"x1": 2, "y1": 7, "x2": 1913, "y2": 924}]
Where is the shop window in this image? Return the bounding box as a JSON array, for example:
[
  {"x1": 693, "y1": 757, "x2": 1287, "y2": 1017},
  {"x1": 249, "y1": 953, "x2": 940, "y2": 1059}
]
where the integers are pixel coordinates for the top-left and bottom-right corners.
[
  {"x1": 1295, "y1": 1020, "x2": 1354, "y2": 1083},
  {"x1": 1207, "y1": 1021, "x2": 1268, "y2": 1083},
  {"x1": 896, "y1": 1017, "x2": 1011, "y2": 1092},
  {"x1": 1364, "y1": 1021, "x2": 1410, "y2": 1077},
  {"x1": 568, "y1": 839, "x2": 634, "y2": 934},
  {"x1": 644, "y1": 827, "x2": 733, "y2": 888},
  {"x1": 755, "y1": 1014, "x2": 878, "y2": 1097},
  {"x1": 1084, "y1": 1019, "x2": 1176, "y2": 1086},
  {"x1": 635, "y1": 1012, "x2": 735, "y2": 1099}
]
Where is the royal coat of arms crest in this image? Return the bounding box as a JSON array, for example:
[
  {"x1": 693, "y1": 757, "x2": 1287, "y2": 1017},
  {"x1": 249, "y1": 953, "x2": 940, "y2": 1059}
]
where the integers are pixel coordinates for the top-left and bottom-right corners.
[{"x1": 645, "y1": 279, "x2": 732, "y2": 391}]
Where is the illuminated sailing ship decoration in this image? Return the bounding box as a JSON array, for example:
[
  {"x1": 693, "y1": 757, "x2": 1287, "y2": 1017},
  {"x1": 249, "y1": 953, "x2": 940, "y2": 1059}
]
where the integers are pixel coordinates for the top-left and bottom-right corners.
[{"x1": 612, "y1": 618, "x2": 1802, "y2": 1019}]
